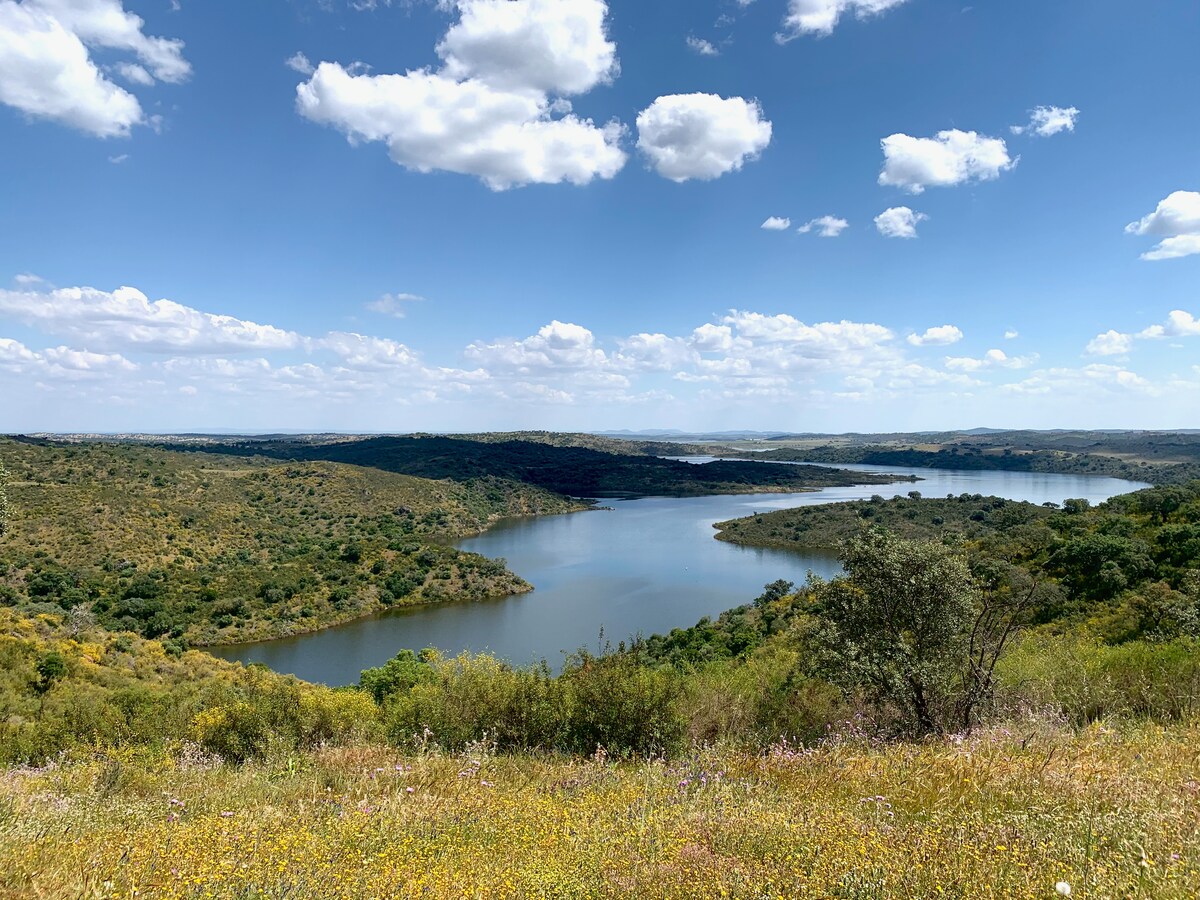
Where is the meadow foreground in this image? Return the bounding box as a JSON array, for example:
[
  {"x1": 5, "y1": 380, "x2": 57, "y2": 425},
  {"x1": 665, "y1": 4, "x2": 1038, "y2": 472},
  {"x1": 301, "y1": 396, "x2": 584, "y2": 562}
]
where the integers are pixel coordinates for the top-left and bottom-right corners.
[{"x1": 2, "y1": 722, "x2": 1198, "y2": 900}]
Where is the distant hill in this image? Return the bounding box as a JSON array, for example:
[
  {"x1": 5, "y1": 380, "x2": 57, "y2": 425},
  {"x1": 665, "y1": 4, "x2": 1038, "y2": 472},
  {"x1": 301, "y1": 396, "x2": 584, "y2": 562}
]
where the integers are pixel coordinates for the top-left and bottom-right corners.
[{"x1": 171, "y1": 435, "x2": 912, "y2": 499}]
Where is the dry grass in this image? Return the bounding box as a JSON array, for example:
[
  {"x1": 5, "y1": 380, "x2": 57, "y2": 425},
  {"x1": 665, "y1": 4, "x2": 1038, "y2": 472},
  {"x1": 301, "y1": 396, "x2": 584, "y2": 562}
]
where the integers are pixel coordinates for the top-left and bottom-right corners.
[{"x1": 2, "y1": 722, "x2": 1198, "y2": 899}]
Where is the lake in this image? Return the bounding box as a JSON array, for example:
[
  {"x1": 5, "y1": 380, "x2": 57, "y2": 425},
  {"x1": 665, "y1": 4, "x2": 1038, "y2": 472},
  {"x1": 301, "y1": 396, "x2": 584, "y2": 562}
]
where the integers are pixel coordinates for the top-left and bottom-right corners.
[{"x1": 210, "y1": 464, "x2": 1149, "y2": 684}]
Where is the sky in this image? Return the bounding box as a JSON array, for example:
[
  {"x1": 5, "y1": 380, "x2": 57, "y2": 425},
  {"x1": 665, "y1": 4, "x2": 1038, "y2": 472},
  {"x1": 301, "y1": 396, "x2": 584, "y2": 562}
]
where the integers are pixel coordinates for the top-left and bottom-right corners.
[{"x1": 0, "y1": 0, "x2": 1198, "y2": 434}]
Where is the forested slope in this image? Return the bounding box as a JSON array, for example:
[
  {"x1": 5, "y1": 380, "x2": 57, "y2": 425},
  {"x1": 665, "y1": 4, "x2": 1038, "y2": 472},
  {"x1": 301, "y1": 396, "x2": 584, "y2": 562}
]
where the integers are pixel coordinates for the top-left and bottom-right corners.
[{"x1": 0, "y1": 438, "x2": 582, "y2": 646}]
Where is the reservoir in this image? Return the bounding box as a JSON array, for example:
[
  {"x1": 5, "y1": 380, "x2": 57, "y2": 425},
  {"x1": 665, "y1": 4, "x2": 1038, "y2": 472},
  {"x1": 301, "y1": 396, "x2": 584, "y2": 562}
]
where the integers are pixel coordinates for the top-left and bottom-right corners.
[{"x1": 210, "y1": 464, "x2": 1149, "y2": 684}]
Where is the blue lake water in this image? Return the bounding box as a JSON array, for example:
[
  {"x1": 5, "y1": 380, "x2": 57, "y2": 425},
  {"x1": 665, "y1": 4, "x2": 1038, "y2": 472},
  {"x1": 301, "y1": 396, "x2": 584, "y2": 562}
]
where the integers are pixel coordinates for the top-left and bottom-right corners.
[{"x1": 210, "y1": 463, "x2": 1149, "y2": 684}]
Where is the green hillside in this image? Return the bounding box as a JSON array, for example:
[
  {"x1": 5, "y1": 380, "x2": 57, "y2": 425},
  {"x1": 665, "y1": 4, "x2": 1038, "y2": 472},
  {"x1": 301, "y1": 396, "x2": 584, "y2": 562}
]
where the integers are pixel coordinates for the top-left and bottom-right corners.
[{"x1": 0, "y1": 438, "x2": 583, "y2": 646}]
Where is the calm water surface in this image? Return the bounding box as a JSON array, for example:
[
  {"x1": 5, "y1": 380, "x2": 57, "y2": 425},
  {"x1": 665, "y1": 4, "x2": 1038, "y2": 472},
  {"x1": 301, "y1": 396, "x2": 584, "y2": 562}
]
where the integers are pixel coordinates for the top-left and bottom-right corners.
[{"x1": 211, "y1": 464, "x2": 1148, "y2": 684}]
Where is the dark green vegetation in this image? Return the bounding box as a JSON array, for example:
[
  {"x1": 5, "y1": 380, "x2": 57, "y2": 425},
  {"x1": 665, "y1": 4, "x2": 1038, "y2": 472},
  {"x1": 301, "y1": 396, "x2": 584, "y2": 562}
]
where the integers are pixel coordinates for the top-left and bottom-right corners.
[
  {"x1": 711, "y1": 429, "x2": 1200, "y2": 485},
  {"x1": 715, "y1": 484, "x2": 1200, "y2": 644},
  {"x1": 715, "y1": 491, "x2": 1058, "y2": 550},
  {"x1": 0, "y1": 437, "x2": 589, "y2": 647},
  {"x1": 153, "y1": 434, "x2": 909, "y2": 498}
]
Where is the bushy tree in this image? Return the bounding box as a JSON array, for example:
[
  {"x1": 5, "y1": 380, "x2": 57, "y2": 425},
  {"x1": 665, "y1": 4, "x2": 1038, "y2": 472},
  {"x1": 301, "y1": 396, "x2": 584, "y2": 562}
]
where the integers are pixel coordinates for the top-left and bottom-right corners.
[{"x1": 810, "y1": 529, "x2": 1042, "y2": 735}]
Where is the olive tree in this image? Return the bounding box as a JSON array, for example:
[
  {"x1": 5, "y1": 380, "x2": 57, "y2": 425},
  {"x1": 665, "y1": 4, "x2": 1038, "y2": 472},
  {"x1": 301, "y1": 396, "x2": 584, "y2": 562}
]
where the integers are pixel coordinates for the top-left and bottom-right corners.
[{"x1": 810, "y1": 528, "x2": 1041, "y2": 735}]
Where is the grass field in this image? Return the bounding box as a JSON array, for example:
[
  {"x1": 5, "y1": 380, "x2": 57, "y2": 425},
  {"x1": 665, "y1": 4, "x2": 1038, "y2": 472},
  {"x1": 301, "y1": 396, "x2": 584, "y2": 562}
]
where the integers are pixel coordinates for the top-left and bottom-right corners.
[{"x1": 2, "y1": 722, "x2": 1198, "y2": 899}]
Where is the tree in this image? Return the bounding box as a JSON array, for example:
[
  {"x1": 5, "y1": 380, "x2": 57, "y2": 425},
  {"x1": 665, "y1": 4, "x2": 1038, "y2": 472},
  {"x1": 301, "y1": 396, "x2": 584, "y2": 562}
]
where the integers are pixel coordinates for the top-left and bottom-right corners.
[
  {"x1": 810, "y1": 528, "x2": 1041, "y2": 735},
  {"x1": 35, "y1": 651, "x2": 68, "y2": 694},
  {"x1": 0, "y1": 458, "x2": 9, "y2": 539}
]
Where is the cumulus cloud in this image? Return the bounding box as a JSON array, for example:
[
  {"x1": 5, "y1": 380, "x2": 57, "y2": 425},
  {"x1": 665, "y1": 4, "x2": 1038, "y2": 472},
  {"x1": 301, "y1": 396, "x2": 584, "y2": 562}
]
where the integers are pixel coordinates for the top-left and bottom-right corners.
[
  {"x1": 615, "y1": 332, "x2": 693, "y2": 371},
  {"x1": 1087, "y1": 310, "x2": 1200, "y2": 357},
  {"x1": 945, "y1": 348, "x2": 1036, "y2": 371},
  {"x1": 465, "y1": 320, "x2": 610, "y2": 373},
  {"x1": 685, "y1": 36, "x2": 718, "y2": 56},
  {"x1": 798, "y1": 215, "x2": 849, "y2": 237},
  {"x1": 1125, "y1": 191, "x2": 1200, "y2": 261},
  {"x1": 436, "y1": 0, "x2": 618, "y2": 95},
  {"x1": 1004, "y1": 329, "x2": 1019, "y2": 340},
  {"x1": 907, "y1": 325, "x2": 963, "y2": 347},
  {"x1": 295, "y1": 0, "x2": 627, "y2": 190},
  {"x1": 0, "y1": 284, "x2": 303, "y2": 353},
  {"x1": 879, "y1": 129, "x2": 1015, "y2": 193},
  {"x1": 320, "y1": 331, "x2": 421, "y2": 370},
  {"x1": 116, "y1": 62, "x2": 153, "y2": 86},
  {"x1": 636, "y1": 93, "x2": 771, "y2": 182},
  {"x1": 761, "y1": 216, "x2": 791, "y2": 231},
  {"x1": 8, "y1": 276, "x2": 1199, "y2": 427},
  {"x1": 778, "y1": 0, "x2": 908, "y2": 40},
  {"x1": 285, "y1": 51, "x2": 314, "y2": 75},
  {"x1": 1002, "y1": 364, "x2": 1155, "y2": 397},
  {"x1": 0, "y1": 337, "x2": 135, "y2": 378},
  {"x1": 1085, "y1": 329, "x2": 1134, "y2": 357},
  {"x1": 367, "y1": 292, "x2": 425, "y2": 318},
  {"x1": 1011, "y1": 105, "x2": 1079, "y2": 137},
  {"x1": 0, "y1": 0, "x2": 189, "y2": 137},
  {"x1": 874, "y1": 206, "x2": 927, "y2": 238}
]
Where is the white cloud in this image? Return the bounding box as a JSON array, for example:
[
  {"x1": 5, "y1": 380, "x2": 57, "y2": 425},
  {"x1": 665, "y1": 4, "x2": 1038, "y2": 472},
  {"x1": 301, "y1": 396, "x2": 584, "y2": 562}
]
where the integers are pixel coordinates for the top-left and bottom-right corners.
[
  {"x1": 285, "y1": 51, "x2": 314, "y2": 75},
  {"x1": 907, "y1": 325, "x2": 963, "y2": 347},
  {"x1": 13, "y1": 272, "x2": 46, "y2": 285},
  {"x1": 1011, "y1": 105, "x2": 1079, "y2": 137},
  {"x1": 295, "y1": 0, "x2": 627, "y2": 190},
  {"x1": 691, "y1": 323, "x2": 734, "y2": 353},
  {"x1": 108, "y1": 152, "x2": 128, "y2": 163},
  {"x1": 367, "y1": 292, "x2": 425, "y2": 318},
  {"x1": 116, "y1": 61, "x2": 153, "y2": 86},
  {"x1": 945, "y1": 348, "x2": 1036, "y2": 371},
  {"x1": 761, "y1": 216, "x2": 791, "y2": 231},
  {"x1": 30, "y1": 0, "x2": 189, "y2": 81},
  {"x1": 636, "y1": 93, "x2": 771, "y2": 182},
  {"x1": 297, "y1": 63, "x2": 625, "y2": 190},
  {"x1": 0, "y1": 0, "x2": 188, "y2": 138},
  {"x1": 879, "y1": 129, "x2": 1015, "y2": 193},
  {"x1": 436, "y1": 0, "x2": 618, "y2": 95},
  {"x1": 0, "y1": 2, "x2": 137, "y2": 136},
  {"x1": 320, "y1": 332, "x2": 420, "y2": 370},
  {"x1": 1086, "y1": 310, "x2": 1200, "y2": 357},
  {"x1": 1085, "y1": 329, "x2": 1134, "y2": 357},
  {"x1": 1138, "y1": 235, "x2": 1200, "y2": 261},
  {"x1": 1125, "y1": 191, "x2": 1200, "y2": 261},
  {"x1": 1160, "y1": 310, "x2": 1200, "y2": 337},
  {"x1": 615, "y1": 332, "x2": 693, "y2": 371},
  {"x1": 1003, "y1": 364, "x2": 1155, "y2": 397},
  {"x1": 0, "y1": 284, "x2": 303, "y2": 353},
  {"x1": 0, "y1": 337, "x2": 135, "y2": 378},
  {"x1": 8, "y1": 276, "x2": 1199, "y2": 428},
  {"x1": 720, "y1": 311, "x2": 894, "y2": 361},
  {"x1": 874, "y1": 206, "x2": 927, "y2": 238},
  {"x1": 798, "y1": 215, "x2": 849, "y2": 237},
  {"x1": 778, "y1": 0, "x2": 908, "y2": 40},
  {"x1": 465, "y1": 320, "x2": 609, "y2": 373},
  {"x1": 1004, "y1": 329, "x2": 1019, "y2": 340},
  {"x1": 686, "y1": 36, "x2": 718, "y2": 56}
]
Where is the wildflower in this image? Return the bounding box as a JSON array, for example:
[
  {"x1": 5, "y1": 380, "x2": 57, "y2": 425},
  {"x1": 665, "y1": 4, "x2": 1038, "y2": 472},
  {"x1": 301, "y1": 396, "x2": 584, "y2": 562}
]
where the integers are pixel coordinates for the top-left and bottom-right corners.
[
  {"x1": 1056, "y1": 882, "x2": 1071, "y2": 896},
  {"x1": 406, "y1": 787, "x2": 415, "y2": 794}
]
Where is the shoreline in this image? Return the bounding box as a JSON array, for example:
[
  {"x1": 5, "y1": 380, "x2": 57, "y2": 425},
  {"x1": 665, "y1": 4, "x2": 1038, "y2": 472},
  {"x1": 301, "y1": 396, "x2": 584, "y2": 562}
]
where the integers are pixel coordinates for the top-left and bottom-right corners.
[{"x1": 198, "y1": 468, "x2": 917, "y2": 654}]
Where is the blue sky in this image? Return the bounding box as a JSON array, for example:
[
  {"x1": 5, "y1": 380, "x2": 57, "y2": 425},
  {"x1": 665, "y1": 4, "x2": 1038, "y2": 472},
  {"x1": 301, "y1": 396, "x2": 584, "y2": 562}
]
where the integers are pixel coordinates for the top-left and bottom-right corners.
[{"x1": 0, "y1": 0, "x2": 1197, "y2": 433}]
